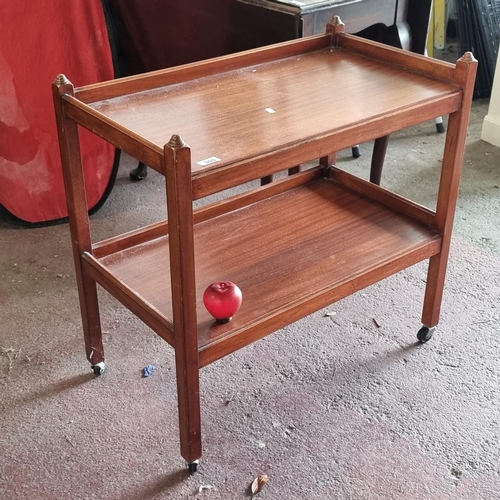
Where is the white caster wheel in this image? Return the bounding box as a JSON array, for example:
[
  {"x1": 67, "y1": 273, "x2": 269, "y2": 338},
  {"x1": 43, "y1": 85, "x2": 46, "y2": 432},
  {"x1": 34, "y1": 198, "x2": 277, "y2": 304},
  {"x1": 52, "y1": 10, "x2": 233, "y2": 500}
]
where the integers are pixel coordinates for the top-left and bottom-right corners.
[
  {"x1": 187, "y1": 460, "x2": 199, "y2": 474},
  {"x1": 91, "y1": 361, "x2": 105, "y2": 376}
]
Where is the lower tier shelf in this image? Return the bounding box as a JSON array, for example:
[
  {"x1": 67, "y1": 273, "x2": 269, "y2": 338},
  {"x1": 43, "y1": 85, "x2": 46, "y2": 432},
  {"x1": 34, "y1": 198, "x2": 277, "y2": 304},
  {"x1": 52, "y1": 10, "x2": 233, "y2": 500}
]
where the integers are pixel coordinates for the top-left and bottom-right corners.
[{"x1": 95, "y1": 178, "x2": 441, "y2": 365}]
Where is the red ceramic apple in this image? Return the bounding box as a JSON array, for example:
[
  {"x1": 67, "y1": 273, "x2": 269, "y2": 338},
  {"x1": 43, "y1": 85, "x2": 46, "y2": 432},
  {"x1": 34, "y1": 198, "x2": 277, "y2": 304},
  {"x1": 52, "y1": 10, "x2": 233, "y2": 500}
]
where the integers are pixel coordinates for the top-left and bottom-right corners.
[{"x1": 203, "y1": 281, "x2": 242, "y2": 323}]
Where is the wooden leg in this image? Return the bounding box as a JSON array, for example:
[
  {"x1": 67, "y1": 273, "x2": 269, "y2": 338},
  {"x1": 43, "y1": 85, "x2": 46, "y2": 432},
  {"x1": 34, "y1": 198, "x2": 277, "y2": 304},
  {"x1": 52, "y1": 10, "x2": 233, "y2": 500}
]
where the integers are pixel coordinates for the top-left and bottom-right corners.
[
  {"x1": 420, "y1": 114, "x2": 462, "y2": 328},
  {"x1": 421, "y1": 253, "x2": 448, "y2": 328},
  {"x1": 370, "y1": 135, "x2": 390, "y2": 185},
  {"x1": 79, "y1": 276, "x2": 105, "y2": 369},
  {"x1": 421, "y1": 50, "x2": 477, "y2": 327},
  {"x1": 164, "y1": 136, "x2": 202, "y2": 466},
  {"x1": 174, "y1": 354, "x2": 202, "y2": 466},
  {"x1": 52, "y1": 76, "x2": 104, "y2": 371}
]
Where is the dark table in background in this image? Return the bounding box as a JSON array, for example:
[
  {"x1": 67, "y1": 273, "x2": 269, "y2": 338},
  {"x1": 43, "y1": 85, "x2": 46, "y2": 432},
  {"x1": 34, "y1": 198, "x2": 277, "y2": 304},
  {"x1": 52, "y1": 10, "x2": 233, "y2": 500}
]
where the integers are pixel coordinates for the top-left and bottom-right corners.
[
  {"x1": 234, "y1": 0, "x2": 431, "y2": 54},
  {"x1": 106, "y1": 0, "x2": 432, "y2": 75},
  {"x1": 104, "y1": 0, "x2": 432, "y2": 183}
]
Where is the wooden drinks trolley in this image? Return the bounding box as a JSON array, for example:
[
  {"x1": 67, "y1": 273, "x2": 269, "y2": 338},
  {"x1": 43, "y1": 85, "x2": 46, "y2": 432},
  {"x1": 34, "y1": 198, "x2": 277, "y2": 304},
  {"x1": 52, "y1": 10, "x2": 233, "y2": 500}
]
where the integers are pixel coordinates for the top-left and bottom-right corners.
[{"x1": 53, "y1": 18, "x2": 476, "y2": 472}]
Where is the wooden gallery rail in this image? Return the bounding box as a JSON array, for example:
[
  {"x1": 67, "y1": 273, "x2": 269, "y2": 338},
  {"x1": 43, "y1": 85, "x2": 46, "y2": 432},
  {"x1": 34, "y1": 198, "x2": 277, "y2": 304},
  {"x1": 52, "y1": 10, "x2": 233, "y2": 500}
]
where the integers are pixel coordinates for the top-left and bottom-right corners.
[{"x1": 52, "y1": 18, "x2": 477, "y2": 472}]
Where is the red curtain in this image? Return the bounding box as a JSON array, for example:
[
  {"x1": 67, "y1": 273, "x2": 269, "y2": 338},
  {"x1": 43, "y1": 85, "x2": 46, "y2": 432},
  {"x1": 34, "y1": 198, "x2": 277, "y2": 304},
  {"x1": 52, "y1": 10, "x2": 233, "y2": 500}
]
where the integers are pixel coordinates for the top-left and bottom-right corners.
[{"x1": 0, "y1": 1, "x2": 115, "y2": 223}]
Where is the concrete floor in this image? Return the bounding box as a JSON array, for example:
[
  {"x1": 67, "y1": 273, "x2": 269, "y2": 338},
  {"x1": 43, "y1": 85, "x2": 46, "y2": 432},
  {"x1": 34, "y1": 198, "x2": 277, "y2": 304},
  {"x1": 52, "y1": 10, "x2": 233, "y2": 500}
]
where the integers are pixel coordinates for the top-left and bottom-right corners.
[{"x1": 1, "y1": 63, "x2": 500, "y2": 498}]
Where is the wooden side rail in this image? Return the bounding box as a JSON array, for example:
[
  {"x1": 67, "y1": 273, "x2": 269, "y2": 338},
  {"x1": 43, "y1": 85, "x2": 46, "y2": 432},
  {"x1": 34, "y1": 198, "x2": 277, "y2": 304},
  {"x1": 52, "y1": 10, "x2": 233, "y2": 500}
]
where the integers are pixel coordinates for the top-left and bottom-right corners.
[
  {"x1": 190, "y1": 91, "x2": 462, "y2": 200},
  {"x1": 337, "y1": 32, "x2": 457, "y2": 83},
  {"x1": 93, "y1": 167, "x2": 323, "y2": 258},
  {"x1": 328, "y1": 167, "x2": 436, "y2": 227},
  {"x1": 82, "y1": 252, "x2": 175, "y2": 344},
  {"x1": 74, "y1": 34, "x2": 333, "y2": 103},
  {"x1": 62, "y1": 95, "x2": 164, "y2": 173}
]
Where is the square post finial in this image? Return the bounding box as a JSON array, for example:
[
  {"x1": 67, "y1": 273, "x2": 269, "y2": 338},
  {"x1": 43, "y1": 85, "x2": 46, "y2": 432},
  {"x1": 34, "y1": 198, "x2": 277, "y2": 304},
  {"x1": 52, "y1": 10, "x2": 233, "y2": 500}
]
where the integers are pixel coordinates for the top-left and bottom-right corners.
[{"x1": 326, "y1": 16, "x2": 345, "y2": 46}]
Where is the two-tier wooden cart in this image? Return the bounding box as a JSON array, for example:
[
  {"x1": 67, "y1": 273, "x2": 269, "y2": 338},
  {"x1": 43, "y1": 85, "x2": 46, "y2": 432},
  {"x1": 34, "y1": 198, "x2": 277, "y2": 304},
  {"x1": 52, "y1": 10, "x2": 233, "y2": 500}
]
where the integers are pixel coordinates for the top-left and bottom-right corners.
[{"x1": 53, "y1": 18, "x2": 476, "y2": 472}]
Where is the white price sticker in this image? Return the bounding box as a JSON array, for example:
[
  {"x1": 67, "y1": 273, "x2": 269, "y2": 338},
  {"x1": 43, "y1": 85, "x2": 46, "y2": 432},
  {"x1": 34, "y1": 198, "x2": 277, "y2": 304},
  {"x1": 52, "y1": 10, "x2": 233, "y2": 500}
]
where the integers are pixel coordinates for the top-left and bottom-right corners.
[{"x1": 197, "y1": 156, "x2": 221, "y2": 166}]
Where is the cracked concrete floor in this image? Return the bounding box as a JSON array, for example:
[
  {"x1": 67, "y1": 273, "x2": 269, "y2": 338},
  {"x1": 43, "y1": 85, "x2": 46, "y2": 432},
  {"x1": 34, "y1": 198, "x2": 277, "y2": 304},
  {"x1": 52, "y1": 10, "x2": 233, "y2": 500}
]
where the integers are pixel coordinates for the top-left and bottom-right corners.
[{"x1": 1, "y1": 92, "x2": 500, "y2": 498}]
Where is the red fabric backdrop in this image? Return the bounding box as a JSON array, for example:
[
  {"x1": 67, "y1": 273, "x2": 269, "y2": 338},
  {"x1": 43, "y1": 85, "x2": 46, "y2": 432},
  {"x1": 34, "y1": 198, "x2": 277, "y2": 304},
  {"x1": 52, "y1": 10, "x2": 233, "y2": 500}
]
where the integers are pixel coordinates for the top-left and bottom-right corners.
[{"x1": 0, "y1": 1, "x2": 115, "y2": 223}]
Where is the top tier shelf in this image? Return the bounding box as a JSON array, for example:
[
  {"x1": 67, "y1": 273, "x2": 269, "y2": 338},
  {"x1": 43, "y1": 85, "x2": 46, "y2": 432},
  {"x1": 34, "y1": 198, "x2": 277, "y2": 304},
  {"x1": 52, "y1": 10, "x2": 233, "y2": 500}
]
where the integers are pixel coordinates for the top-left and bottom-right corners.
[{"x1": 64, "y1": 31, "x2": 463, "y2": 192}]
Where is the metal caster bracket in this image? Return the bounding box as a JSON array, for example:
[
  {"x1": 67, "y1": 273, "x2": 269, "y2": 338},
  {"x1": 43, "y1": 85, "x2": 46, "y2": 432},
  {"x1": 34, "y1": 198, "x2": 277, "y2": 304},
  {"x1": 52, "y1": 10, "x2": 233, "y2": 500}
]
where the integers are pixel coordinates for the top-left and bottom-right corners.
[
  {"x1": 187, "y1": 460, "x2": 199, "y2": 474},
  {"x1": 91, "y1": 361, "x2": 105, "y2": 376},
  {"x1": 417, "y1": 325, "x2": 435, "y2": 343}
]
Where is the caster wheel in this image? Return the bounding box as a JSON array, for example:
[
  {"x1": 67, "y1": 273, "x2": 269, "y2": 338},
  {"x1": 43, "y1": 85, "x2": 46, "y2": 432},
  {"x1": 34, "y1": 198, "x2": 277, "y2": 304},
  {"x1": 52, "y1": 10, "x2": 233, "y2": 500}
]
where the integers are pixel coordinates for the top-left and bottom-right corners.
[
  {"x1": 130, "y1": 162, "x2": 148, "y2": 181},
  {"x1": 187, "y1": 460, "x2": 199, "y2": 474},
  {"x1": 91, "y1": 361, "x2": 105, "y2": 376},
  {"x1": 417, "y1": 326, "x2": 435, "y2": 343},
  {"x1": 352, "y1": 145, "x2": 361, "y2": 158}
]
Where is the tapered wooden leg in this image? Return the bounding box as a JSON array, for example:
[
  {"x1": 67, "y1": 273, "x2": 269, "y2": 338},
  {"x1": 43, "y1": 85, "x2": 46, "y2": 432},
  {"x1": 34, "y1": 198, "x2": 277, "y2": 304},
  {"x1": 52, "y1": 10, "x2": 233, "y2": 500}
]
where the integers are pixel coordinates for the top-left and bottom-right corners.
[
  {"x1": 421, "y1": 53, "x2": 477, "y2": 328},
  {"x1": 421, "y1": 112, "x2": 463, "y2": 328},
  {"x1": 176, "y1": 361, "x2": 201, "y2": 466},
  {"x1": 421, "y1": 253, "x2": 448, "y2": 328},
  {"x1": 370, "y1": 135, "x2": 390, "y2": 185},
  {"x1": 77, "y1": 274, "x2": 104, "y2": 370},
  {"x1": 52, "y1": 76, "x2": 104, "y2": 370},
  {"x1": 164, "y1": 135, "x2": 202, "y2": 466},
  {"x1": 173, "y1": 344, "x2": 201, "y2": 466}
]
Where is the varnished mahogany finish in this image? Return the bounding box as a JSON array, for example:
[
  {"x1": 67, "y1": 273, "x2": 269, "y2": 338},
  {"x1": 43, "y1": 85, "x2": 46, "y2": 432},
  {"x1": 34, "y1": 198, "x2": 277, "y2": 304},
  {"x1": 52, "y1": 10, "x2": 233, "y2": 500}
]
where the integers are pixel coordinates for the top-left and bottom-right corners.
[{"x1": 53, "y1": 20, "x2": 477, "y2": 467}]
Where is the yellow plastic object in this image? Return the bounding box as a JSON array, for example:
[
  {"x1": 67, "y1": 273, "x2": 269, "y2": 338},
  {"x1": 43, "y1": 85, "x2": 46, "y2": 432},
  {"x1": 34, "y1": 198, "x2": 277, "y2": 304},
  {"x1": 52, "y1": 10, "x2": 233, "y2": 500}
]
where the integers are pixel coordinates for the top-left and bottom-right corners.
[
  {"x1": 433, "y1": 0, "x2": 446, "y2": 50},
  {"x1": 427, "y1": 0, "x2": 446, "y2": 56}
]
